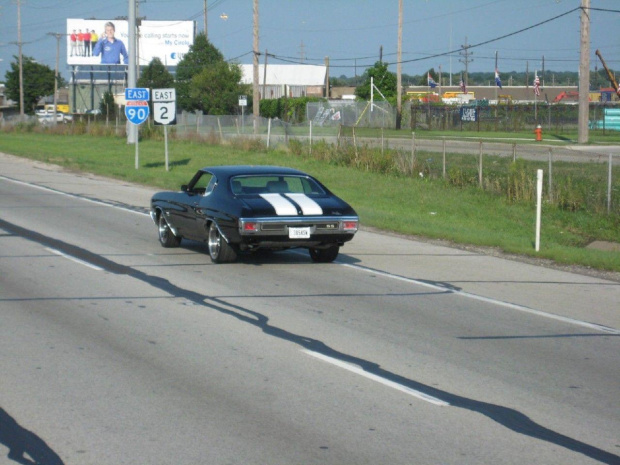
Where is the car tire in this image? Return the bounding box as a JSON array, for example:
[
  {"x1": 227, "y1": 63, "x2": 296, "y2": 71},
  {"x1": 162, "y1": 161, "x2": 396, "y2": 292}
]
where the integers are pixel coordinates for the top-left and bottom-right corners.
[
  {"x1": 208, "y1": 222, "x2": 237, "y2": 263},
  {"x1": 309, "y1": 244, "x2": 340, "y2": 263},
  {"x1": 158, "y1": 214, "x2": 181, "y2": 247}
]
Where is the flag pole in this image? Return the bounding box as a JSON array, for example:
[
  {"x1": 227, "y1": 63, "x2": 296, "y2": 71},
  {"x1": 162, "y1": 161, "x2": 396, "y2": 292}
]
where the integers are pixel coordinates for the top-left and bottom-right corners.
[
  {"x1": 494, "y1": 51, "x2": 498, "y2": 104},
  {"x1": 534, "y1": 70, "x2": 538, "y2": 122}
]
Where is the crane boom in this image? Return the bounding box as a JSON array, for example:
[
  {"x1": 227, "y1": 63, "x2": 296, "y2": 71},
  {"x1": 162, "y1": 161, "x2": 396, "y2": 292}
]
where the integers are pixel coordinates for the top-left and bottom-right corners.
[{"x1": 595, "y1": 49, "x2": 620, "y2": 97}]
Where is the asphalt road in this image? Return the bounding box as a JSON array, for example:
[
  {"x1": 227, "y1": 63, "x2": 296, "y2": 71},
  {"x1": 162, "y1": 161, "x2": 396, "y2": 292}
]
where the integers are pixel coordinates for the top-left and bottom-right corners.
[{"x1": 1, "y1": 153, "x2": 619, "y2": 465}]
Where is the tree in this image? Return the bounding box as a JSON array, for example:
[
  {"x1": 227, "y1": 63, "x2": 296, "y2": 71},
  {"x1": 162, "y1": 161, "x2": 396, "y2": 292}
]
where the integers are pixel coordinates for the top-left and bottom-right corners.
[
  {"x1": 138, "y1": 57, "x2": 174, "y2": 89},
  {"x1": 138, "y1": 58, "x2": 175, "y2": 119},
  {"x1": 354, "y1": 61, "x2": 397, "y2": 103},
  {"x1": 175, "y1": 33, "x2": 225, "y2": 112},
  {"x1": 4, "y1": 55, "x2": 56, "y2": 114},
  {"x1": 99, "y1": 91, "x2": 117, "y2": 119},
  {"x1": 190, "y1": 62, "x2": 251, "y2": 115}
]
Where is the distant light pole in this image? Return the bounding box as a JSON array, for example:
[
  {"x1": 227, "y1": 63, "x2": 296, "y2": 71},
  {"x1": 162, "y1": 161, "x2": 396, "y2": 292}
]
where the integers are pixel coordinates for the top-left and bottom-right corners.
[
  {"x1": 220, "y1": 13, "x2": 228, "y2": 56},
  {"x1": 252, "y1": 0, "x2": 259, "y2": 134},
  {"x1": 47, "y1": 32, "x2": 63, "y2": 123}
]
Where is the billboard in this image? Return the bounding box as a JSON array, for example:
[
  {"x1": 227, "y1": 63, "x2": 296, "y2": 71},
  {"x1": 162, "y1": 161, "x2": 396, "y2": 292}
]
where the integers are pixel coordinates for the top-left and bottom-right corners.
[{"x1": 66, "y1": 19, "x2": 194, "y2": 66}]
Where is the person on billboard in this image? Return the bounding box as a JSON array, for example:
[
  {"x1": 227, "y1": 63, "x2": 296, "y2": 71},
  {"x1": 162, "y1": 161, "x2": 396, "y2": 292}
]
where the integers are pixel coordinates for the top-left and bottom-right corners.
[
  {"x1": 90, "y1": 30, "x2": 98, "y2": 56},
  {"x1": 83, "y1": 26, "x2": 91, "y2": 57},
  {"x1": 93, "y1": 22, "x2": 129, "y2": 64},
  {"x1": 77, "y1": 29, "x2": 85, "y2": 56},
  {"x1": 69, "y1": 30, "x2": 77, "y2": 57}
]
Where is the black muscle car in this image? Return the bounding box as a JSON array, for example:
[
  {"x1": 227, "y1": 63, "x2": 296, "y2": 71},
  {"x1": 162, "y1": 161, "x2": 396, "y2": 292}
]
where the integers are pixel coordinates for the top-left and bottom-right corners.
[{"x1": 150, "y1": 166, "x2": 359, "y2": 263}]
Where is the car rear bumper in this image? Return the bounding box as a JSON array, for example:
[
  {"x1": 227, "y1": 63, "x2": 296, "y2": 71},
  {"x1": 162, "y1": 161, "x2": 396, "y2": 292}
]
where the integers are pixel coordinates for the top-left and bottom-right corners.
[{"x1": 236, "y1": 215, "x2": 358, "y2": 249}]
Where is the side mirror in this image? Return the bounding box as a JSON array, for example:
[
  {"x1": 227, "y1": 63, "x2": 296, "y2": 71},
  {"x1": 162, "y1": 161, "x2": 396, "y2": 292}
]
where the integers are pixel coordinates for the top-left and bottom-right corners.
[{"x1": 181, "y1": 184, "x2": 188, "y2": 192}]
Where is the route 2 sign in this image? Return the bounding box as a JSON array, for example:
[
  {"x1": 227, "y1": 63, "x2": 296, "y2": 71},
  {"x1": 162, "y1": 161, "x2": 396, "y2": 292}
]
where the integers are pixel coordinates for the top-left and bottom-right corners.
[{"x1": 153, "y1": 88, "x2": 177, "y2": 126}]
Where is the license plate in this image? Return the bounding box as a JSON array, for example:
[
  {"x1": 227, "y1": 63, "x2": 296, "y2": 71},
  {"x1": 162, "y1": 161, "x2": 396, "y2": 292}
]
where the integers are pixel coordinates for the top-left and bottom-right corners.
[{"x1": 289, "y1": 227, "x2": 311, "y2": 239}]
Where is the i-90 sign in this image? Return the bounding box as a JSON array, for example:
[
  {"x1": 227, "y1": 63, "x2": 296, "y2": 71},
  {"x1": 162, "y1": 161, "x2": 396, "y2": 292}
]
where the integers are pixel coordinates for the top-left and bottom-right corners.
[{"x1": 125, "y1": 101, "x2": 150, "y2": 125}]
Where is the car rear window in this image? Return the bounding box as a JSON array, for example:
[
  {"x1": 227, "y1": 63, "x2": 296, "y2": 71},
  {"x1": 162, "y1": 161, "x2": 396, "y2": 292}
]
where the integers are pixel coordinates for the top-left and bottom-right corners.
[{"x1": 231, "y1": 175, "x2": 326, "y2": 196}]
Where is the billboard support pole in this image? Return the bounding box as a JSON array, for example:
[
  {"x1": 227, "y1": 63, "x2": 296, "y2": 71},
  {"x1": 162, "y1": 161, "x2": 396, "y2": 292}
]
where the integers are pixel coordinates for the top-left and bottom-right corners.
[{"x1": 127, "y1": 0, "x2": 137, "y2": 144}]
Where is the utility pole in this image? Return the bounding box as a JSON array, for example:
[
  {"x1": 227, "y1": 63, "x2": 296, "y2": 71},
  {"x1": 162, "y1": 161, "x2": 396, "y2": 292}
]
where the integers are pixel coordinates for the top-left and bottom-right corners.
[
  {"x1": 578, "y1": 0, "x2": 590, "y2": 144},
  {"x1": 203, "y1": 0, "x2": 208, "y2": 37},
  {"x1": 325, "y1": 56, "x2": 330, "y2": 99},
  {"x1": 47, "y1": 32, "x2": 63, "y2": 123},
  {"x1": 396, "y1": 0, "x2": 402, "y2": 130},
  {"x1": 263, "y1": 49, "x2": 268, "y2": 100},
  {"x1": 252, "y1": 0, "x2": 259, "y2": 134},
  {"x1": 459, "y1": 37, "x2": 472, "y2": 87}
]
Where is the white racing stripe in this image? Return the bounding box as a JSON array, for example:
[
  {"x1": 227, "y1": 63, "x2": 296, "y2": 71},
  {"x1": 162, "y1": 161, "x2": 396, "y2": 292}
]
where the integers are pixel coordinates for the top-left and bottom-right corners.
[
  {"x1": 259, "y1": 193, "x2": 298, "y2": 216},
  {"x1": 285, "y1": 193, "x2": 323, "y2": 215}
]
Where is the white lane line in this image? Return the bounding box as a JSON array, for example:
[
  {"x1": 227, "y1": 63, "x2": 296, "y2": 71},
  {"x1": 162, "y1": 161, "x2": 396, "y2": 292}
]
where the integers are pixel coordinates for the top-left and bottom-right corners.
[
  {"x1": 302, "y1": 350, "x2": 450, "y2": 407},
  {"x1": 0, "y1": 175, "x2": 149, "y2": 217},
  {"x1": 46, "y1": 247, "x2": 104, "y2": 271},
  {"x1": 340, "y1": 263, "x2": 620, "y2": 335}
]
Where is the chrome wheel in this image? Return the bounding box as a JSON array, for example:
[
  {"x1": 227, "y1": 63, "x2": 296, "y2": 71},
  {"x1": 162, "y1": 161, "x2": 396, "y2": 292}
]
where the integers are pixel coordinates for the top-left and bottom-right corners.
[
  {"x1": 158, "y1": 214, "x2": 181, "y2": 247},
  {"x1": 208, "y1": 222, "x2": 237, "y2": 263}
]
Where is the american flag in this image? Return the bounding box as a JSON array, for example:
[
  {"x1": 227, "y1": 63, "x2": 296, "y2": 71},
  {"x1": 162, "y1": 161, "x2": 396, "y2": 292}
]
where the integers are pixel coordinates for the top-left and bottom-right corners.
[
  {"x1": 460, "y1": 73, "x2": 467, "y2": 94},
  {"x1": 534, "y1": 74, "x2": 541, "y2": 96},
  {"x1": 495, "y1": 69, "x2": 502, "y2": 89},
  {"x1": 427, "y1": 72, "x2": 438, "y2": 88}
]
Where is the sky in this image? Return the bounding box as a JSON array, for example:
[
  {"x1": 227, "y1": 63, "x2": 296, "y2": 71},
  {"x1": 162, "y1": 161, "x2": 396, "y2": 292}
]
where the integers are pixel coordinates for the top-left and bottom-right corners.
[{"x1": 1, "y1": 0, "x2": 619, "y2": 83}]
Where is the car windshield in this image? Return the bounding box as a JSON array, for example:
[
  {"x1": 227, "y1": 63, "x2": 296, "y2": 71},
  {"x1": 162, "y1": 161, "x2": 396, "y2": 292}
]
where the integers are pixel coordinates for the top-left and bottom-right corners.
[{"x1": 230, "y1": 175, "x2": 326, "y2": 196}]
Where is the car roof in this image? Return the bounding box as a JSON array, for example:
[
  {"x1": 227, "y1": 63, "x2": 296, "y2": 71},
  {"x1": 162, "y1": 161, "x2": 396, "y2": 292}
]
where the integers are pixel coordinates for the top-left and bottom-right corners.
[{"x1": 201, "y1": 165, "x2": 310, "y2": 178}]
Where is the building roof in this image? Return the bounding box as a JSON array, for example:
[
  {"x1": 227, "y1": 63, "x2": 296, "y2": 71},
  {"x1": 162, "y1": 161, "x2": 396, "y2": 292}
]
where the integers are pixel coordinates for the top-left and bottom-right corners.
[{"x1": 240, "y1": 64, "x2": 326, "y2": 86}]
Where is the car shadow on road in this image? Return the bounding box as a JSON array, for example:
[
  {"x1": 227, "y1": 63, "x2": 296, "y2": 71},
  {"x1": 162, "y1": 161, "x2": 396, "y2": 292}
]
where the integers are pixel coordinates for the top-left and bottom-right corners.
[
  {"x1": 178, "y1": 239, "x2": 363, "y2": 265},
  {"x1": 0, "y1": 408, "x2": 65, "y2": 465}
]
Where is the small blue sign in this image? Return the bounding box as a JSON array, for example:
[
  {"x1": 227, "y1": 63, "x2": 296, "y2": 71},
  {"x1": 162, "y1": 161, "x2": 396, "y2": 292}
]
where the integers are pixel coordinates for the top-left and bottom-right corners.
[
  {"x1": 460, "y1": 107, "x2": 478, "y2": 122},
  {"x1": 125, "y1": 101, "x2": 150, "y2": 125},
  {"x1": 125, "y1": 87, "x2": 150, "y2": 101}
]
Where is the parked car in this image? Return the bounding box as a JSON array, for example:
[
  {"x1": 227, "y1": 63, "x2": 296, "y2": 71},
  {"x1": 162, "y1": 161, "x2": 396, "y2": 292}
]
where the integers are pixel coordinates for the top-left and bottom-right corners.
[
  {"x1": 150, "y1": 165, "x2": 359, "y2": 263},
  {"x1": 37, "y1": 111, "x2": 72, "y2": 124}
]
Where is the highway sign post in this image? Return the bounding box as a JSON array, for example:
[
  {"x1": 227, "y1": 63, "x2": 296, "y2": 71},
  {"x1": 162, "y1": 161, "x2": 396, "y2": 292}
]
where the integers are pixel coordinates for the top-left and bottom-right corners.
[
  {"x1": 239, "y1": 95, "x2": 247, "y2": 133},
  {"x1": 153, "y1": 88, "x2": 177, "y2": 171},
  {"x1": 125, "y1": 87, "x2": 150, "y2": 169}
]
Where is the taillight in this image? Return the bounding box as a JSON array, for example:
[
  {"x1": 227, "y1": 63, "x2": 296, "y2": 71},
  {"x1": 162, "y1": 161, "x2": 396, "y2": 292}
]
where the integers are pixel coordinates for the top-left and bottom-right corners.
[
  {"x1": 242, "y1": 221, "x2": 258, "y2": 232},
  {"x1": 342, "y1": 220, "x2": 358, "y2": 231}
]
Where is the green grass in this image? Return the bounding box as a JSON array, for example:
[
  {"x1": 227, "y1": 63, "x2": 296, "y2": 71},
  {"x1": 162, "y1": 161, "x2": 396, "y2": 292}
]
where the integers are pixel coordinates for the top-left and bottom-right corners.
[{"x1": 1, "y1": 128, "x2": 619, "y2": 273}]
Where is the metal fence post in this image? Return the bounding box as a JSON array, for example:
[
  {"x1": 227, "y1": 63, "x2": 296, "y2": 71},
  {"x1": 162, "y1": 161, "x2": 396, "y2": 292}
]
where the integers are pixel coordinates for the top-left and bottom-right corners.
[
  {"x1": 411, "y1": 132, "x2": 416, "y2": 174},
  {"x1": 309, "y1": 120, "x2": 312, "y2": 156},
  {"x1": 548, "y1": 148, "x2": 553, "y2": 202},
  {"x1": 442, "y1": 137, "x2": 446, "y2": 179},
  {"x1": 478, "y1": 141, "x2": 483, "y2": 188},
  {"x1": 608, "y1": 153, "x2": 613, "y2": 214}
]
